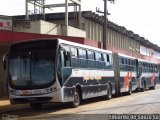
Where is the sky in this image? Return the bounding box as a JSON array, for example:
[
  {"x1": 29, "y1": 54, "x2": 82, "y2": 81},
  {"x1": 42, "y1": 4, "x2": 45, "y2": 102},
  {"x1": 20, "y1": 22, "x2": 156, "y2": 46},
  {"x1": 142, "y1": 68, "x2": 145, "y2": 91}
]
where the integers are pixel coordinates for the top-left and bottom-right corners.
[{"x1": 0, "y1": 0, "x2": 160, "y2": 46}]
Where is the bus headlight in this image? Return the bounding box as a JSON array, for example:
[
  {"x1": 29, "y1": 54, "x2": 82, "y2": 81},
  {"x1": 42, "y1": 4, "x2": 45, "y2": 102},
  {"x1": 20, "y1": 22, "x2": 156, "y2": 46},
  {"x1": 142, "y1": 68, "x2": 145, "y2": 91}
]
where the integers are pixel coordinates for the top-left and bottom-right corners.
[
  {"x1": 9, "y1": 90, "x2": 19, "y2": 95},
  {"x1": 9, "y1": 86, "x2": 57, "y2": 96}
]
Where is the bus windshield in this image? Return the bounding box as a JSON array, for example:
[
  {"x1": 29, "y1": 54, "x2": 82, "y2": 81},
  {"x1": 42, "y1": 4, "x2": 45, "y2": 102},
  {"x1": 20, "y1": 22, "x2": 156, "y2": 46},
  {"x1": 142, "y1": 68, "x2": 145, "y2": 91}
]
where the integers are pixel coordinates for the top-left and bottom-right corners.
[{"x1": 9, "y1": 40, "x2": 57, "y2": 89}]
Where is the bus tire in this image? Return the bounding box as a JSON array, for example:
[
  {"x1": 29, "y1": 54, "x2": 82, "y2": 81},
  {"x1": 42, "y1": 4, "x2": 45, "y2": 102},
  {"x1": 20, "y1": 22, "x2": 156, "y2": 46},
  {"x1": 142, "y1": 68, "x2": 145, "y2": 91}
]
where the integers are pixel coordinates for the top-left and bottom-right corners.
[
  {"x1": 106, "y1": 84, "x2": 112, "y2": 100},
  {"x1": 72, "y1": 89, "x2": 80, "y2": 108},
  {"x1": 30, "y1": 103, "x2": 42, "y2": 110},
  {"x1": 149, "y1": 86, "x2": 155, "y2": 90},
  {"x1": 127, "y1": 83, "x2": 132, "y2": 95},
  {"x1": 149, "y1": 80, "x2": 156, "y2": 90},
  {"x1": 141, "y1": 81, "x2": 146, "y2": 92}
]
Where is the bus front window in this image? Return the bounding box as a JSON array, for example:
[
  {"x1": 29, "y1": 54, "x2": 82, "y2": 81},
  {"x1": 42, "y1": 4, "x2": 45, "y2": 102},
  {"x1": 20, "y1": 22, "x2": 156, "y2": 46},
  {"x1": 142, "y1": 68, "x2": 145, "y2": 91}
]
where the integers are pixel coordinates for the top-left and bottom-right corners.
[
  {"x1": 9, "y1": 53, "x2": 30, "y2": 87},
  {"x1": 9, "y1": 47, "x2": 56, "y2": 89},
  {"x1": 31, "y1": 50, "x2": 54, "y2": 85}
]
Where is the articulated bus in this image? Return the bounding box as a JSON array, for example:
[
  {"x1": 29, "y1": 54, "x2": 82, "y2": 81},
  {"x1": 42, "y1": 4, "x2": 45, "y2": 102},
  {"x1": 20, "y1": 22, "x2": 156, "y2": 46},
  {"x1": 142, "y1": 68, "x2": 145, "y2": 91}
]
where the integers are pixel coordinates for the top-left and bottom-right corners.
[
  {"x1": 4, "y1": 38, "x2": 159, "y2": 109},
  {"x1": 136, "y1": 59, "x2": 159, "y2": 91}
]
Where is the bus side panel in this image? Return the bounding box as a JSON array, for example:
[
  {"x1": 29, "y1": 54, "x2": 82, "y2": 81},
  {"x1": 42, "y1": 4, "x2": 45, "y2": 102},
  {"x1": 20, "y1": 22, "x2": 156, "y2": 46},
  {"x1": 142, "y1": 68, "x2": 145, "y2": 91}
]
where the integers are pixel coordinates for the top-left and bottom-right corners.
[
  {"x1": 82, "y1": 76, "x2": 115, "y2": 99},
  {"x1": 101, "y1": 76, "x2": 116, "y2": 95},
  {"x1": 119, "y1": 69, "x2": 137, "y2": 92},
  {"x1": 142, "y1": 73, "x2": 158, "y2": 88},
  {"x1": 63, "y1": 87, "x2": 75, "y2": 102},
  {"x1": 62, "y1": 69, "x2": 116, "y2": 101},
  {"x1": 158, "y1": 64, "x2": 160, "y2": 83},
  {"x1": 155, "y1": 74, "x2": 159, "y2": 85}
]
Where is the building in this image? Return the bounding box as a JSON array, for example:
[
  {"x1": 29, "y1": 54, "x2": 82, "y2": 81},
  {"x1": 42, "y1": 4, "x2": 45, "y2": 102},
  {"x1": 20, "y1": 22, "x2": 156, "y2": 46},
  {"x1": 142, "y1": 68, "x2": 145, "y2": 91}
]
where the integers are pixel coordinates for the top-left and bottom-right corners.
[
  {"x1": 13, "y1": 11, "x2": 160, "y2": 59},
  {"x1": 0, "y1": 11, "x2": 160, "y2": 97}
]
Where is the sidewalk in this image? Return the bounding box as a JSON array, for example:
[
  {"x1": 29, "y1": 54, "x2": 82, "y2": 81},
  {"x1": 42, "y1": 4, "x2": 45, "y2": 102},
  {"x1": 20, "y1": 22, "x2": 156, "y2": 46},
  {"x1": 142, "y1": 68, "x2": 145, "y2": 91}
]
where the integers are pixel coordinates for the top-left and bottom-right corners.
[
  {"x1": 0, "y1": 98, "x2": 10, "y2": 106},
  {"x1": 0, "y1": 98, "x2": 29, "y2": 114}
]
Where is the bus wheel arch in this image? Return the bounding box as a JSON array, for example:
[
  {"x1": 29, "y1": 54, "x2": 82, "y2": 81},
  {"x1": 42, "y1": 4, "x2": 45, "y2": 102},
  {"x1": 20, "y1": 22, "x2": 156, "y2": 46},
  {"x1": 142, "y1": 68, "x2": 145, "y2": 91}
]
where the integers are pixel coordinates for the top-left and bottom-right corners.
[
  {"x1": 141, "y1": 80, "x2": 146, "y2": 92},
  {"x1": 108, "y1": 82, "x2": 112, "y2": 91},
  {"x1": 149, "y1": 79, "x2": 156, "y2": 90},
  {"x1": 127, "y1": 82, "x2": 132, "y2": 95},
  {"x1": 106, "y1": 82, "x2": 112, "y2": 100}
]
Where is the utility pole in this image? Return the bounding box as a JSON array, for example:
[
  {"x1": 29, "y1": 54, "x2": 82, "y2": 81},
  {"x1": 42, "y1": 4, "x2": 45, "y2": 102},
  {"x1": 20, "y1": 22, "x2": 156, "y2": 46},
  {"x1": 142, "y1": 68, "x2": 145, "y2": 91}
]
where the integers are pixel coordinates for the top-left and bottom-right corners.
[
  {"x1": 97, "y1": 0, "x2": 115, "y2": 50},
  {"x1": 103, "y1": 0, "x2": 107, "y2": 50}
]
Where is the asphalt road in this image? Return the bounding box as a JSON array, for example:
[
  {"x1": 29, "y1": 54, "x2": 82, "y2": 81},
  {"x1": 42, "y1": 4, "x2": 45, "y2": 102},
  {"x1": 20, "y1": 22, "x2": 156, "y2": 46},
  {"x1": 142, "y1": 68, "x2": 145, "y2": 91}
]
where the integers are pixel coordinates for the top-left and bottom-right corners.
[{"x1": 1, "y1": 85, "x2": 160, "y2": 120}]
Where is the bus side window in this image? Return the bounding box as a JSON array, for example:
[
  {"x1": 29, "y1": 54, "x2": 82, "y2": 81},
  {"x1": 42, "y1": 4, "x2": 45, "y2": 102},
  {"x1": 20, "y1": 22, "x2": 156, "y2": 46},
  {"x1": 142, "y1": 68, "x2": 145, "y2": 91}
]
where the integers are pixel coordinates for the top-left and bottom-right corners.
[
  {"x1": 132, "y1": 60, "x2": 136, "y2": 71},
  {"x1": 130, "y1": 59, "x2": 134, "y2": 71},
  {"x1": 61, "y1": 46, "x2": 71, "y2": 67},
  {"x1": 95, "y1": 52, "x2": 103, "y2": 69},
  {"x1": 101, "y1": 53, "x2": 104, "y2": 61},
  {"x1": 127, "y1": 59, "x2": 130, "y2": 71},
  {"x1": 126, "y1": 58, "x2": 129, "y2": 71},
  {"x1": 123, "y1": 58, "x2": 126, "y2": 70},
  {"x1": 107, "y1": 54, "x2": 110, "y2": 63},
  {"x1": 119, "y1": 57, "x2": 122, "y2": 70},
  {"x1": 71, "y1": 47, "x2": 78, "y2": 57},
  {"x1": 153, "y1": 64, "x2": 155, "y2": 72},
  {"x1": 79, "y1": 48, "x2": 87, "y2": 68},
  {"x1": 119, "y1": 57, "x2": 122, "y2": 65},
  {"x1": 71, "y1": 47, "x2": 78, "y2": 68},
  {"x1": 122, "y1": 58, "x2": 124, "y2": 64},
  {"x1": 154, "y1": 64, "x2": 156, "y2": 72},
  {"x1": 60, "y1": 46, "x2": 72, "y2": 83},
  {"x1": 149, "y1": 64, "x2": 151, "y2": 73},
  {"x1": 87, "y1": 50, "x2": 95, "y2": 68},
  {"x1": 95, "y1": 52, "x2": 101, "y2": 61},
  {"x1": 143, "y1": 63, "x2": 145, "y2": 72},
  {"x1": 155, "y1": 64, "x2": 158, "y2": 72},
  {"x1": 104, "y1": 54, "x2": 110, "y2": 69},
  {"x1": 101, "y1": 53, "x2": 105, "y2": 69},
  {"x1": 147, "y1": 63, "x2": 149, "y2": 72},
  {"x1": 156, "y1": 64, "x2": 158, "y2": 72}
]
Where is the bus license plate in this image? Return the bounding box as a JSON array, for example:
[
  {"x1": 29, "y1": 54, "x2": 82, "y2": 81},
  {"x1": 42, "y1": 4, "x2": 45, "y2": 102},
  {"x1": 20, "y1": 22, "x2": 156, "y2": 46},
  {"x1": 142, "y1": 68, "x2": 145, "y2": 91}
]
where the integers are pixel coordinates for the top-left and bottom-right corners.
[{"x1": 28, "y1": 98, "x2": 36, "y2": 101}]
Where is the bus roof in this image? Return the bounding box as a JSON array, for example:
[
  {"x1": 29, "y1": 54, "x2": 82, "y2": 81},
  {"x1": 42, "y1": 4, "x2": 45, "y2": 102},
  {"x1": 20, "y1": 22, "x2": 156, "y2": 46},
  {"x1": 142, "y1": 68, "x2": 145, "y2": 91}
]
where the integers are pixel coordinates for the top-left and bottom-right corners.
[{"x1": 58, "y1": 38, "x2": 113, "y2": 54}]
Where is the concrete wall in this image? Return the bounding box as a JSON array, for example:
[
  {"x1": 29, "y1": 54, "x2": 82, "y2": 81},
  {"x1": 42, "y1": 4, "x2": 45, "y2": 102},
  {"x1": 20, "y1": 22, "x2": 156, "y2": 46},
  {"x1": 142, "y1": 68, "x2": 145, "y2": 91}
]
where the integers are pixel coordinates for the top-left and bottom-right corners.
[
  {"x1": 84, "y1": 19, "x2": 103, "y2": 43},
  {"x1": 83, "y1": 18, "x2": 140, "y2": 55},
  {"x1": 13, "y1": 20, "x2": 86, "y2": 38},
  {"x1": 19, "y1": 17, "x2": 156, "y2": 59},
  {"x1": 62, "y1": 26, "x2": 86, "y2": 37},
  {"x1": 12, "y1": 17, "x2": 159, "y2": 59},
  {"x1": 0, "y1": 45, "x2": 9, "y2": 97},
  {"x1": 13, "y1": 21, "x2": 41, "y2": 33},
  {"x1": 40, "y1": 20, "x2": 62, "y2": 35},
  {"x1": 13, "y1": 20, "x2": 62, "y2": 35}
]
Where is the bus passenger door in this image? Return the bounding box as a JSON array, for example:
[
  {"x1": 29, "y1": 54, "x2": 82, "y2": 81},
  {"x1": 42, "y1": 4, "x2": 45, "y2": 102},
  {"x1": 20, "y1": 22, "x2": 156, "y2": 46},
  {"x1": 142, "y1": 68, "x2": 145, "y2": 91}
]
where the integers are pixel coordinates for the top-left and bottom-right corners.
[
  {"x1": 135, "y1": 59, "x2": 142, "y2": 79},
  {"x1": 135, "y1": 59, "x2": 142, "y2": 88},
  {"x1": 60, "y1": 49, "x2": 72, "y2": 85},
  {"x1": 112, "y1": 53, "x2": 120, "y2": 95}
]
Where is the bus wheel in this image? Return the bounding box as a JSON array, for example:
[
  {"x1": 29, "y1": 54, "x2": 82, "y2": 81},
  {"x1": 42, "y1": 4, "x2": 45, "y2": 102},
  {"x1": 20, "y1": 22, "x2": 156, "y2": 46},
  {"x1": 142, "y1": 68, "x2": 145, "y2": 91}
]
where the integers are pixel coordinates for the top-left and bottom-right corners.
[
  {"x1": 72, "y1": 89, "x2": 80, "y2": 108},
  {"x1": 127, "y1": 83, "x2": 132, "y2": 95},
  {"x1": 149, "y1": 80, "x2": 156, "y2": 90},
  {"x1": 106, "y1": 84, "x2": 112, "y2": 100},
  {"x1": 149, "y1": 86, "x2": 155, "y2": 90},
  {"x1": 141, "y1": 81, "x2": 146, "y2": 92},
  {"x1": 30, "y1": 103, "x2": 42, "y2": 110}
]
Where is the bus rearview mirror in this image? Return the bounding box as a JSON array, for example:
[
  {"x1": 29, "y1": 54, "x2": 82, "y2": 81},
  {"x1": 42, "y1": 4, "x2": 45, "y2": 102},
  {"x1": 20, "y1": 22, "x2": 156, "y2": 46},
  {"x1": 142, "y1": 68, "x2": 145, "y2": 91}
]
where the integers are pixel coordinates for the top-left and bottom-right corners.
[
  {"x1": 3, "y1": 52, "x2": 9, "y2": 70},
  {"x1": 63, "y1": 51, "x2": 70, "y2": 61}
]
